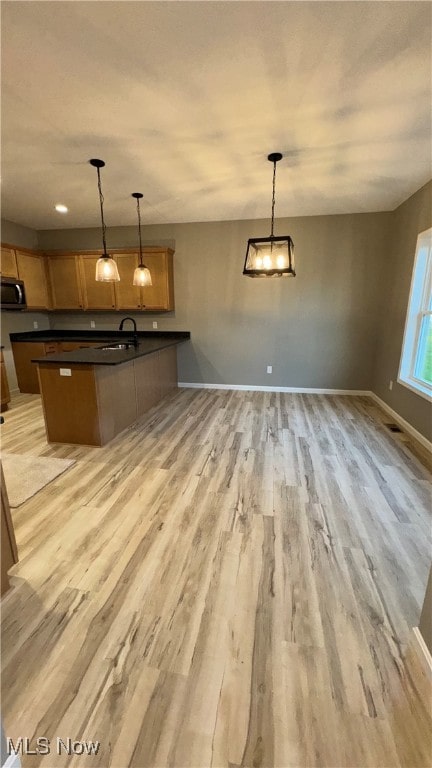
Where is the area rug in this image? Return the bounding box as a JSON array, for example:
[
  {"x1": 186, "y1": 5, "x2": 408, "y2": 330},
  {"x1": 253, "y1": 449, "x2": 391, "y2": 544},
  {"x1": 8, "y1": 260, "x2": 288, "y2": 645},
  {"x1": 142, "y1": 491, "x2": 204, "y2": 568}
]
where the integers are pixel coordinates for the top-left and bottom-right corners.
[{"x1": 2, "y1": 453, "x2": 76, "y2": 507}]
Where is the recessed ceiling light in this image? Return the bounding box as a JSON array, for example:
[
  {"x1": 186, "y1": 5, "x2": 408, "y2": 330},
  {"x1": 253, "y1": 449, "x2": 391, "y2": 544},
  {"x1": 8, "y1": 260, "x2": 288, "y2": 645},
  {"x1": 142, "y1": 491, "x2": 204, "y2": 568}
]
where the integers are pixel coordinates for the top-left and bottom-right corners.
[{"x1": 55, "y1": 204, "x2": 68, "y2": 213}]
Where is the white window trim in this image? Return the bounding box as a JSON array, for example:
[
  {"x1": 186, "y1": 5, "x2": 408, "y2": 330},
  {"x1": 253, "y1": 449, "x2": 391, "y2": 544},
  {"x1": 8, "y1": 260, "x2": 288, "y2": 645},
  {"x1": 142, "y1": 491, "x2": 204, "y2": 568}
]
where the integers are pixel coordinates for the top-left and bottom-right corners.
[{"x1": 398, "y1": 227, "x2": 432, "y2": 402}]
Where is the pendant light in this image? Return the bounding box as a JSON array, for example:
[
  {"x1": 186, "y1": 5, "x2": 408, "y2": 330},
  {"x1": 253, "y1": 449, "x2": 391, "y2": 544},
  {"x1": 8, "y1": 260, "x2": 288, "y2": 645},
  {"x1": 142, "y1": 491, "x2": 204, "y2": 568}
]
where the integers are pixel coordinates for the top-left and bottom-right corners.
[
  {"x1": 243, "y1": 153, "x2": 296, "y2": 278},
  {"x1": 89, "y1": 158, "x2": 120, "y2": 282},
  {"x1": 132, "y1": 193, "x2": 152, "y2": 287}
]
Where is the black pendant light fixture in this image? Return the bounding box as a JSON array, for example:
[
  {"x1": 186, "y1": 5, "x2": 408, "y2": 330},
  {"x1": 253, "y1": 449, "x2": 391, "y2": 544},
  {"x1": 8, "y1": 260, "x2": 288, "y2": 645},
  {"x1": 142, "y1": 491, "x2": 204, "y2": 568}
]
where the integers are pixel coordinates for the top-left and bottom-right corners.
[
  {"x1": 243, "y1": 152, "x2": 295, "y2": 278},
  {"x1": 89, "y1": 158, "x2": 120, "y2": 282},
  {"x1": 132, "y1": 193, "x2": 152, "y2": 287}
]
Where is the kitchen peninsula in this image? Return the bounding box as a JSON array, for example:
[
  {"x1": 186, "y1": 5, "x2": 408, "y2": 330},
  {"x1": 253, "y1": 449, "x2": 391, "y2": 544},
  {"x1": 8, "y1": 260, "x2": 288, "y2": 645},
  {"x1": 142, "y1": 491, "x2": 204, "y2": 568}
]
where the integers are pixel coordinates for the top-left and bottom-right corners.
[{"x1": 11, "y1": 330, "x2": 190, "y2": 446}]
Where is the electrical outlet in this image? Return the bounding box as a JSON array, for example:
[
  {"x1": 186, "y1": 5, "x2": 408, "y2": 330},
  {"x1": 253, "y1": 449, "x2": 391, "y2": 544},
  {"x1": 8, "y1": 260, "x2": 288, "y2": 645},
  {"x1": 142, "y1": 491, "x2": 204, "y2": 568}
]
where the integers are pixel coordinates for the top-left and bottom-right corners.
[
  {"x1": 33, "y1": 321, "x2": 38, "y2": 329},
  {"x1": 60, "y1": 368, "x2": 72, "y2": 377},
  {"x1": 267, "y1": 365, "x2": 273, "y2": 374},
  {"x1": 152, "y1": 321, "x2": 158, "y2": 329},
  {"x1": 389, "y1": 380, "x2": 393, "y2": 390},
  {"x1": 90, "y1": 321, "x2": 96, "y2": 329}
]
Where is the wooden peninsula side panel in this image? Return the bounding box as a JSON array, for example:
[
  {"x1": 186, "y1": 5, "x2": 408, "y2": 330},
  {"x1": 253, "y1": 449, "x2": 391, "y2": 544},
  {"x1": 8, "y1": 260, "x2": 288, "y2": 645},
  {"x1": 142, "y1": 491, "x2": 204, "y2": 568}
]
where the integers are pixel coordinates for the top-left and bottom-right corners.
[
  {"x1": 37, "y1": 346, "x2": 179, "y2": 446},
  {"x1": 37, "y1": 363, "x2": 102, "y2": 445}
]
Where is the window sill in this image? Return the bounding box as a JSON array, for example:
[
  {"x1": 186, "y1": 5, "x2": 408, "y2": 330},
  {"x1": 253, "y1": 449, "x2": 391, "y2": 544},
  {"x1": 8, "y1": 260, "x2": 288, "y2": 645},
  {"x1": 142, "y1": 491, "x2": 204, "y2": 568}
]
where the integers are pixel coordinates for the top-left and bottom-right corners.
[{"x1": 397, "y1": 376, "x2": 432, "y2": 403}]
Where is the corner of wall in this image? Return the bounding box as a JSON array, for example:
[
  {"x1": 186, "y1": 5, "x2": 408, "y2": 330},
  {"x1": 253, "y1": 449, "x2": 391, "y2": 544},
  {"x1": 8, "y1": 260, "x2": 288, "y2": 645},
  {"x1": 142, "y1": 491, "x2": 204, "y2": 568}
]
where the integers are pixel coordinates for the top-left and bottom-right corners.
[
  {"x1": 370, "y1": 181, "x2": 432, "y2": 443},
  {"x1": 1, "y1": 218, "x2": 38, "y2": 250}
]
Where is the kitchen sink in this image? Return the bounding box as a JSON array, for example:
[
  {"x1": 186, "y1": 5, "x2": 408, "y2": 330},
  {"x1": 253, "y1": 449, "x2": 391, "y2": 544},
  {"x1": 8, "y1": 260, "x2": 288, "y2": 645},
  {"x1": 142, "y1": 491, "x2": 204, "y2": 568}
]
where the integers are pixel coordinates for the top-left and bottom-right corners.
[{"x1": 100, "y1": 342, "x2": 132, "y2": 350}]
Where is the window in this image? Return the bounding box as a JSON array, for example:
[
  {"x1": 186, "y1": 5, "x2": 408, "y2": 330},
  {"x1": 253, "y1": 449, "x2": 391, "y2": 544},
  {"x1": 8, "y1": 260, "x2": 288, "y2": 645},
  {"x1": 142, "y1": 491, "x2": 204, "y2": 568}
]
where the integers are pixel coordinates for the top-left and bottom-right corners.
[{"x1": 399, "y1": 228, "x2": 432, "y2": 400}]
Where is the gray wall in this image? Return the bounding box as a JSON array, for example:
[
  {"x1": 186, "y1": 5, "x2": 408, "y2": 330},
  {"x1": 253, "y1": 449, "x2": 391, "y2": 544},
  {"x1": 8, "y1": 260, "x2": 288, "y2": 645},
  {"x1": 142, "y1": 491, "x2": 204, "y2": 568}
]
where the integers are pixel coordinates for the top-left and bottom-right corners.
[
  {"x1": 419, "y1": 566, "x2": 432, "y2": 655},
  {"x1": 373, "y1": 181, "x2": 432, "y2": 441},
  {"x1": 3, "y1": 189, "x2": 431, "y2": 442},
  {"x1": 1, "y1": 218, "x2": 38, "y2": 250},
  {"x1": 39, "y1": 212, "x2": 388, "y2": 390},
  {"x1": 1, "y1": 219, "x2": 50, "y2": 390}
]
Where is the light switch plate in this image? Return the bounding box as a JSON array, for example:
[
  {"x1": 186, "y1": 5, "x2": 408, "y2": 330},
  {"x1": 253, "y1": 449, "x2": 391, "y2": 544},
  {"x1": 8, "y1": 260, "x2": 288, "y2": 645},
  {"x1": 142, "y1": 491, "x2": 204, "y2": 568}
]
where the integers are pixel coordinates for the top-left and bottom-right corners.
[
  {"x1": 153, "y1": 321, "x2": 158, "y2": 329},
  {"x1": 33, "y1": 321, "x2": 38, "y2": 329},
  {"x1": 60, "y1": 368, "x2": 72, "y2": 377},
  {"x1": 90, "y1": 321, "x2": 96, "y2": 328},
  {"x1": 267, "y1": 365, "x2": 273, "y2": 374}
]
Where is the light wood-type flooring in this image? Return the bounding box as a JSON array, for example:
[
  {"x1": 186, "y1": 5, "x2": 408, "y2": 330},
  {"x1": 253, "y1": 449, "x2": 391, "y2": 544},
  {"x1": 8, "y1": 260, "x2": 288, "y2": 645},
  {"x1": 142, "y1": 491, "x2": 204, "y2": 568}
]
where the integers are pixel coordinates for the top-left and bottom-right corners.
[{"x1": 1, "y1": 390, "x2": 431, "y2": 767}]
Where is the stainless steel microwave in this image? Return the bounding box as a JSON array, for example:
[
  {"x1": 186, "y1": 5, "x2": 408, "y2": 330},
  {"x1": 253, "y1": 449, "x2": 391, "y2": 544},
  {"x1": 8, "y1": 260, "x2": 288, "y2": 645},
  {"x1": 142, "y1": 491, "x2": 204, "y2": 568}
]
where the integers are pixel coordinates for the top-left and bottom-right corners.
[{"x1": 1, "y1": 278, "x2": 27, "y2": 310}]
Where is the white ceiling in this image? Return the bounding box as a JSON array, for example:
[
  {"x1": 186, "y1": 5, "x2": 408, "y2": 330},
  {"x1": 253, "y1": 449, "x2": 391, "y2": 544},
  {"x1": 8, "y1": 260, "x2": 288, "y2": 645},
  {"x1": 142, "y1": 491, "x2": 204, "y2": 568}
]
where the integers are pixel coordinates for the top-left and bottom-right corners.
[{"x1": 1, "y1": 1, "x2": 431, "y2": 230}]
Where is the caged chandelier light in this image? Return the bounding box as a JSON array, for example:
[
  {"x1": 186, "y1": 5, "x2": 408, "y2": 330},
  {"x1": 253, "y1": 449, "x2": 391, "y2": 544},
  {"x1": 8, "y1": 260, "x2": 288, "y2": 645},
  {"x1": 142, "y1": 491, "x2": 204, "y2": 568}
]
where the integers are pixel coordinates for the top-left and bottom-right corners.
[
  {"x1": 243, "y1": 152, "x2": 296, "y2": 278},
  {"x1": 132, "y1": 193, "x2": 152, "y2": 287},
  {"x1": 89, "y1": 159, "x2": 120, "y2": 282}
]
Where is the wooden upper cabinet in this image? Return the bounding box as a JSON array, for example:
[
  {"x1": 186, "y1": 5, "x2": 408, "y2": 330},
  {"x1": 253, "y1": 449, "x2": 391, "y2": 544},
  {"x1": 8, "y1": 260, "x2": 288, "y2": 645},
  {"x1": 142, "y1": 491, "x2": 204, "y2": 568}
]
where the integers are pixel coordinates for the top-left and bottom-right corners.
[
  {"x1": 16, "y1": 250, "x2": 49, "y2": 310},
  {"x1": 47, "y1": 255, "x2": 83, "y2": 310},
  {"x1": 140, "y1": 250, "x2": 175, "y2": 311},
  {"x1": 9, "y1": 247, "x2": 175, "y2": 312},
  {"x1": 114, "y1": 253, "x2": 142, "y2": 310},
  {"x1": 79, "y1": 256, "x2": 116, "y2": 310},
  {"x1": 1, "y1": 247, "x2": 18, "y2": 278},
  {"x1": 115, "y1": 249, "x2": 175, "y2": 311}
]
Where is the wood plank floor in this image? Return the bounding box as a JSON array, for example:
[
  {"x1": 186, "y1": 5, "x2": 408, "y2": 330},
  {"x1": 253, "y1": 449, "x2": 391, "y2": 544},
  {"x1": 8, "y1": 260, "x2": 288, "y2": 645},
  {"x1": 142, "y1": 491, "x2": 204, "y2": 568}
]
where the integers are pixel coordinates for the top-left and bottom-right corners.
[{"x1": 1, "y1": 389, "x2": 431, "y2": 767}]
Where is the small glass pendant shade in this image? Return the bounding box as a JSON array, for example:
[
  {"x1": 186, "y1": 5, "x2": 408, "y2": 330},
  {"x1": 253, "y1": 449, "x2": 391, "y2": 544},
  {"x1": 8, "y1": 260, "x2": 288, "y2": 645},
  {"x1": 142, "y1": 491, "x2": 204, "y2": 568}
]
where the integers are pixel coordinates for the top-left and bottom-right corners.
[
  {"x1": 133, "y1": 264, "x2": 152, "y2": 287},
  {"x1": 243, "y1": 236, "x2": 295, "y2": 277},
  {"x1": 89, "y1": 159, "x2": 119, "y2": 282},
  {"x1": 95, "y1": 255, "x2": 120, "y2": 282}
]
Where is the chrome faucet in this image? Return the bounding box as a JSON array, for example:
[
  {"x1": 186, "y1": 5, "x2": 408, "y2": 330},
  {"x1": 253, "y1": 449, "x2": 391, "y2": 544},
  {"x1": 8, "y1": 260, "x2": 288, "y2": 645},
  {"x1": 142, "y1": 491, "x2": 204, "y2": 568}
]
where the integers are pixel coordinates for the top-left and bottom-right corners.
[{"x1": 119, "y1": 317, "x2": 138, "y2": 346}]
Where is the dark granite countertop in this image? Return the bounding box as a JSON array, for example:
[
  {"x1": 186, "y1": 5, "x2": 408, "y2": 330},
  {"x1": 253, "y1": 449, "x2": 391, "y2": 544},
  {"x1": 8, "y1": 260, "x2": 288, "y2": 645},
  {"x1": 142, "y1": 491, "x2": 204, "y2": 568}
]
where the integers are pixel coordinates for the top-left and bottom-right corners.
[
  {"x1": 12, "y1": 330, "x2": 190, "y2": 367},
  {"x1": 10, "y1": 329, "x2": 189, "y2": 343}
]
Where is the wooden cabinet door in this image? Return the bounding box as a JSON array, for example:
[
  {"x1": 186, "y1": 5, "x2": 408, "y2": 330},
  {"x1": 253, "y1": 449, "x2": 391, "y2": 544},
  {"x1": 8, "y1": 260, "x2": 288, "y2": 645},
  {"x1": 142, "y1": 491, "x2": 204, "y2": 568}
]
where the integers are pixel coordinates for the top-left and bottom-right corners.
[
  {"x1": 0, "y1": 247, "x2": 18, "y2": 278},
  {"x1": 140, "y1": 251, "x2": 174, "y2": 310},
  {"x1": 47, "y1": 256, "x2": 83, "y2": 310},
  {"x1": 114, "y1": 253, "x2": 142, "y2": 310},
  {"x1": 1, "y1": 352, "x2": 11, "y2": 410},
  {"x1": 60, "y1": 341, "x2": 79, "y2": 352},
  {"x1": 11, "y1": 341, "x2": 46, "y2": 394},
  {"x1": 79, "y1": 257, "x2": 116, "y2": 310},
  {"x1": 44, "y1": 342, "x2": 60, "y2": 355},
  {"x1": 16, "y1": 251, "x2": 49, "y2": 309},
  {"x1": 60, "y1": 341, "x2": 100, "y2": 351}
]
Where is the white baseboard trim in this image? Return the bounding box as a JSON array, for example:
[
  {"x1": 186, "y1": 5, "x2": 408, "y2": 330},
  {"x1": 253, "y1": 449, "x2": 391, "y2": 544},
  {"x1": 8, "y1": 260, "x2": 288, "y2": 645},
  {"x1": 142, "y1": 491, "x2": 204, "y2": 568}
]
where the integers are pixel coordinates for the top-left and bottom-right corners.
[
  {"x1": 411, "y1": 627, "x2": 432, "y2": 677},
  {"x1": 178, "y1": 382, "x2": 372, "y2": 395},
  {"x1": 405, "y1": 627, "x2": 432, "y2": 713},
  {"x1": 369, "y1": 392, "x2": 432, "y2": 453}
]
